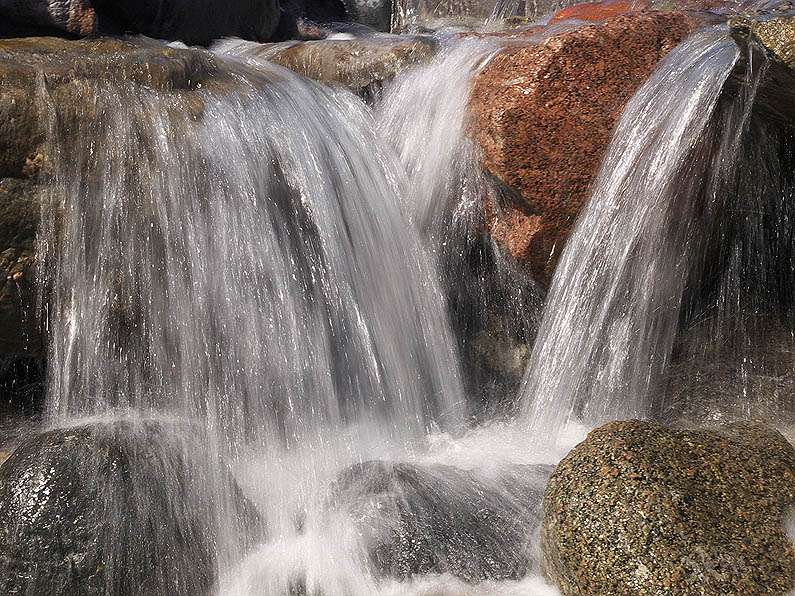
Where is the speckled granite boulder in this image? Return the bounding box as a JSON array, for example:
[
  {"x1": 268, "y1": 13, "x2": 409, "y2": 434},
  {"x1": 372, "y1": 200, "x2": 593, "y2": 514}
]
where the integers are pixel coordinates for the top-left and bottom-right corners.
[
  {"x1": 730, "y1": 11, "x2": 795, "y2": 68},
  {"x1": 466, "y1": 11, "x2": 708, "y2": 285},
  {"x1": 542, "y1": 420, "x2": 795, "y2": 595}
]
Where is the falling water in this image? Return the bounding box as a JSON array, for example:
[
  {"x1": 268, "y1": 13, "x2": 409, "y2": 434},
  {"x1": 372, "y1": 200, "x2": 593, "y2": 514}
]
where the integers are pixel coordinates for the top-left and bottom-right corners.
[
  {"x1": 519, "y1": 27, "x2": 767, "y2": 436},
  {"x1": 28, "y1": 39, "x2": 474, "y2": 594}
]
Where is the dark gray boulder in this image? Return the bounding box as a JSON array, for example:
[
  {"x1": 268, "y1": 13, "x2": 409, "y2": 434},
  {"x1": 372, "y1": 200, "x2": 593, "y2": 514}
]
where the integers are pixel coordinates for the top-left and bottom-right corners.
[
  {"x1": 330, "y1": 460, "x2": 553, "y2": 582},
  {"x1": 0, "y1": 420, "x2": 262, "y2": 596},
  {"x1": 0, "y1": 0, "x2": 281, "y2": 44}
]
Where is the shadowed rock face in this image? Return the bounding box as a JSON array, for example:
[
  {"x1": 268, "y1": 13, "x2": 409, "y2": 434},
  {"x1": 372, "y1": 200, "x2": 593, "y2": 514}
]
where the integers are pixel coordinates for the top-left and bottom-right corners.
[
  {"x1": 0, "y1": 37, "x2": 244, "y2": 358},
  {"x1": 0, "y1": 420, "x2": 263, "y2": 596},
  {"x1": 466, "y1": 11, "x2": 711, "y2": 286},
  {"x1": 331, "y1": 460, "x2": 553, "y2": 582},
  {"x1": 0, "y1": 0, "x2": 280, "y2": 44},
  {"x1": 542, "y1": 420, "x2": 795, "y2": 596}
]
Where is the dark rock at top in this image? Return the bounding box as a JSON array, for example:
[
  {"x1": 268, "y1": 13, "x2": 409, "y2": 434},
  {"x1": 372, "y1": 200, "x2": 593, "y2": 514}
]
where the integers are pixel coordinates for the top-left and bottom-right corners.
[
  {"x1": 0, "y1": 420, "x2": 263, "y2": 596},
  {"x1": 542, "y1": 420, "x2": 795, "y2": 595},
  {"x1": 330, "y1": 460, "x2": 553, "y2": 582},
  {"x1": 0, "y1": 0, "x2": 281, "y2": 44}
]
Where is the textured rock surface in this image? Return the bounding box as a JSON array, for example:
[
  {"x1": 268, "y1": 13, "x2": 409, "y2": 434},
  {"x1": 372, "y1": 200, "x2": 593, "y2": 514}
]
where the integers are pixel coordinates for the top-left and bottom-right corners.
[
  {"x1": 549, "y1": 0, "x2": 649, "y2": 23},
  {"x1": 467, "y1": 11, "x2": 702, "y2": 285},
  {"x1": 332, "y1": 460, "x2": 553, "y2": 582},
  {"x1": 542, "y1": 420, "x2": 795, "y2": 595},
  {"x1": 0, "y1": 0, "x2": 280, "y2": 44},
  {"x1": 222, "y1": 36, "x2": 439, "y2": 96},
  {"x1": 730, "y1": 11, "x2": 795, "y2": 68},
  {"x1": 0, "y1": 420, "x2": 262, "y2": 596},
  {"x1": 0, "y1": 37, "x2": 243, "y2": 357}
]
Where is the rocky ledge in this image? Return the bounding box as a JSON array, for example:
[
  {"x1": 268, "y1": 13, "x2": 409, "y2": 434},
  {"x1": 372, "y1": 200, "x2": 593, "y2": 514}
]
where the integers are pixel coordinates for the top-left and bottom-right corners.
[{"x1": 542, "y1": 419, "x2": 795, "y2": 595}]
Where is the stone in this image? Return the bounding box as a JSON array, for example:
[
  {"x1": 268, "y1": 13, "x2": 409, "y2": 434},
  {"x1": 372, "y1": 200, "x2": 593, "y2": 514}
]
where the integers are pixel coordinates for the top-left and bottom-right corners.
[
  {"x1": 0, "y1": 420, "x2": 262, "y2": 596},
  {"x1": 341, "y1": 0, "x2": 394, "y2": 31},
  {"x1": 222, "y1": 35, "x2": 439, "y2": 97},
  {"x1": 0, "y1": 0, "x2": 281, "y2": 44},
  {"x1": 466, "y1": 11, "x2": 705, "y2": 285},
  {"x1": 331, "y1": 460, "x2": 553, "y2": 582},
  {"x1": 542, "y1": 419, "x2": 795, "y2": 595},
  {"x1": 730, "y1": 11, "x2": 795, "y2": 69},
  {"x1": 0, "y1": 36, "x2": 245, "y2": 358},
  {"x1": 549, "y1": 0, "x2": 649, "y2": 24}
]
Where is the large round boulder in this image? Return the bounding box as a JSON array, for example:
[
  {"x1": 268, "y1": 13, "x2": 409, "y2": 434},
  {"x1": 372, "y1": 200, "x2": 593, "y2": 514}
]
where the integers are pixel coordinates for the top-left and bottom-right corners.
[
  {"x1": 542, "y1": 420, "x2": 795, "y2": 595},
  {"x1": 330, "y1": 460, "x2": 553, "y2": 582},
  {"x1": 0, "y1": 420, "x2": 262, "y2": 596}
]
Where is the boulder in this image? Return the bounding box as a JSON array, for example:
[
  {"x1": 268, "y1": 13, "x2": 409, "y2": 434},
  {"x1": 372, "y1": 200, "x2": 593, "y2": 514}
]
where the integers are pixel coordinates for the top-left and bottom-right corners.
[
  {"x1": 331, "y1": 460, "x2": 553, "y2": 582},
  {"x1": 0, "y1": 0, "x2": 281, "y2": 44},
  {"x1": 466, "y1": 11, "x2": 708, "y2": 285},
  {"x1": 0, "y1": 36, "x2": 247, "y2": 358},
  {"x1": 342, "y1": 0, "x2": 393, "y2": 31},
  {"x1": 219, "y1": 35, "x2": 439, "y2": 98},
  {"x1": 0, "y1": 420, "x2": 262, "y2": 596},
  {"x1": 542, "y1": 420, "x2": 795, "y2": 595}
]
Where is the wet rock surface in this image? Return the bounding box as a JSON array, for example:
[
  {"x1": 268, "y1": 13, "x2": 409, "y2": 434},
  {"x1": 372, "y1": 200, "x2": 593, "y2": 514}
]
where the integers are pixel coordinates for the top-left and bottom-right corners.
[
  {"x1": 0, "y1": 0, "x2": 280, "y2": 44},
  {"x1": 332, "y1": 460, "x2": 553, "y2": 582},
  {"x1": 221, "y1": 35, "x2": 439, "y2": 97},
  {"x1": 0, "y1": 36, "x2": 244, "y2": 358},
  {"x1": 0, "y1": 420, "x2": 262, "y2": 596},
  {"x1": 542, "y1": 419, "x2": 795, "y2": 595},
  {"x1": 466, "y1": 11, "x2": 703, "y2": 285}
]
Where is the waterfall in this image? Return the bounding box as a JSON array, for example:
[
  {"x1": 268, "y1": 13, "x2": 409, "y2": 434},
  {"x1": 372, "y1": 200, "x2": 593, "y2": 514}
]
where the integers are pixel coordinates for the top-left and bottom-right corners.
[
  {"x1": 518, "y1": 27, "x2": 772, "y2": 436},
  {"x1": 32, "y1": 43, "x2": 471, "y2": 592}
]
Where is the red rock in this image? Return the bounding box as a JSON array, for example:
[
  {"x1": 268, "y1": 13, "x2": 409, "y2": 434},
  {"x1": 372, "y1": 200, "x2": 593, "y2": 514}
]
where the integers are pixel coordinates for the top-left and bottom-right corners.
[
  {"x1": 466, "y1": 11, "x2": 703, "y2": 285},
  {"x1": 549, "y1": 0, "x2": 649, "y2": 24}
]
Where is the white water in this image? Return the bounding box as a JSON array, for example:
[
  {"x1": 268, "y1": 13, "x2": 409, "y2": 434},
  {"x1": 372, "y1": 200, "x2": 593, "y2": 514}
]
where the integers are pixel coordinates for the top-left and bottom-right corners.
[
  {"x1": 20, "y1": 14, "x2": 785, "y2": 596},
  {"x1": 519, "y1": 28, "x2": 750, "y2": 437}
]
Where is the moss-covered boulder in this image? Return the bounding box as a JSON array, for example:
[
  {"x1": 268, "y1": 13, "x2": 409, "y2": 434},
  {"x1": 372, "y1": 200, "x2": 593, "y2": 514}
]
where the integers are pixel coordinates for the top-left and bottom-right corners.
[{"x1": 542, "y1": 420, "x2": 795, "y2": 595}]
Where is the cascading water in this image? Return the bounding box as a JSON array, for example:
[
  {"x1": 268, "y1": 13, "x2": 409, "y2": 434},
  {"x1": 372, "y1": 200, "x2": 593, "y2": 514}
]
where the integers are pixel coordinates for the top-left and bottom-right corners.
[
  {"x1": 519, "y1": 27, "x2": 763, "y2": 437},
  {"x1": 4, "y1": 7, "x2": 790, "y2": 596}
]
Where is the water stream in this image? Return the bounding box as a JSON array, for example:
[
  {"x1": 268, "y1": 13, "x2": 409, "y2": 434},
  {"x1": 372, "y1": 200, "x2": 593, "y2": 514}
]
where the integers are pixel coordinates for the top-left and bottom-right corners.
[{"x1": 16, "y1": 9, "x2": 790, "y2": 596}]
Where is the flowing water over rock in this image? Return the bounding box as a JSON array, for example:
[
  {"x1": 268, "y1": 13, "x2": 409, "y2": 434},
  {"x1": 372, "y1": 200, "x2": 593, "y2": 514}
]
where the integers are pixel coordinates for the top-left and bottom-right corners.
[
  {"x1": 519, "y1": 27, "x2": 756, "y2": 436},
  {"x1": 1, "y1": 8, "x2": 793, "y2": 596}
]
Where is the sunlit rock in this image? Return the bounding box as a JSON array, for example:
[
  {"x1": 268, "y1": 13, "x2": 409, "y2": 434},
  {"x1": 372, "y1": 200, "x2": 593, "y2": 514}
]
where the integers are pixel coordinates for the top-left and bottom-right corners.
[
  {"x1": 542, "y1": 420, "x2": 795, "y2": 595},
  {"x1": 466, "y1": 11, "x2": 712, "y2": 286}
]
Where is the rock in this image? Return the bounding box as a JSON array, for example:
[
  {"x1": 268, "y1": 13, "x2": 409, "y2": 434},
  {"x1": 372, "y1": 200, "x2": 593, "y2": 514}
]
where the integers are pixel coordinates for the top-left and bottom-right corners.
[
  {"x1": 549, "y1": 0, "x2": 649, "y2": 23},
  {"x1": 542, "y1": 420, "x2": 795, "y2": 595},
  {"x1": 0, "y1": 36, "x2": 246, "y2": 358},
  {"x1": 330, "y1": 460, "x2": 553, "y2": 582},
  {"x1": 0, "y1": 0, "x2": 281, "y2": 44},
  {"x1": 0, "y1": 420, "x2": 262, "y2": 596},
  {"x1": 342, "y1": 0, "x2": 393, "y2": 31},
  {"x1": 729, "y1": 12, "x2": 795, "y2": 126},
  {"x1": 466, "y1": 11, "x2": 705, "y2": 285},
  {"x1": 220, "y1": 36, "x2": 439, "y2": 98},
  {"x1": 730, "y1": 11, "x2": 795, "y2": 69}
]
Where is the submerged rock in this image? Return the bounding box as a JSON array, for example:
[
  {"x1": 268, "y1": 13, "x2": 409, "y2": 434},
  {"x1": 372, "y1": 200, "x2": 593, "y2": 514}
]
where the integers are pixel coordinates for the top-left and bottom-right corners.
[
  {"x1": 331, "y1": 460, "x2": 553, "y2": 582},
  {"x1": 466, "y1": 11, "x2": 706, "y2": 285},
  {"x1": 0, "y1": 420, "x2": 262, "y2": 596},
  {"x1": 542, "y1": 420, "x2": 795, "y2": 595},
  {"x1": 0, "y1": 0, "x2": 280, "y2": 44}
]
